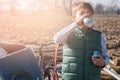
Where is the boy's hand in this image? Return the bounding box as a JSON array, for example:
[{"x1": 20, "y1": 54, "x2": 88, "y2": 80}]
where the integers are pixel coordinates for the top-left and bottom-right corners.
[
  {"x1": 92, "y1": 55, "x2": 105, "y2": 67},
  {"x1": 76, "y1": 14, "x2": 90, "y2": 26}
]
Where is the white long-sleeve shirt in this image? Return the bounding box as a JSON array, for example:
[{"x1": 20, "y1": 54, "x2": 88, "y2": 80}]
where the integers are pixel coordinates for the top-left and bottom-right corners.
[{"x1": 53, "y1": 22, "x2": 109, "y2": 66}]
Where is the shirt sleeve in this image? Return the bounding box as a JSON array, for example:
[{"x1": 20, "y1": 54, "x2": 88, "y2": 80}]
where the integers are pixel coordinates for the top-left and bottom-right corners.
[
  {"x1": 53, "y1": 22, "x2": 78, "y2": 44},
  {"x1": 101, "y1": 34, "x2": 110, "y2": 66}
]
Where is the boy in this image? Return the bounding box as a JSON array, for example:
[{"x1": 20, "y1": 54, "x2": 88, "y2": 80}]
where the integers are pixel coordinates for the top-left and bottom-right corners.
[{"x1": 53, "y1": 2, "x2": 109, "y2": 80}]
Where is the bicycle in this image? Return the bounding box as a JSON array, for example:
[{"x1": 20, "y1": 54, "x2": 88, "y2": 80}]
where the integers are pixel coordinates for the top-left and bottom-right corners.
[{"x1": 38, "y1": 41, "x2": 60, "y2": 80}]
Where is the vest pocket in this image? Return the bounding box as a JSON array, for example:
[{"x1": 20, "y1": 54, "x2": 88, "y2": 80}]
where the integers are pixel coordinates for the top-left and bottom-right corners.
[
  {"x1": 62, "y1": 63, "x2": 79, "y2": 74},
  {"x1": 62, "y1": 73, "x2": 79, "y2": 80},
  {"x1": 90, "y1": 65, "x2": 101, "y2": 74},
  {"x1": 88, "y1": 74, "x2": 101, "y2": 80}
]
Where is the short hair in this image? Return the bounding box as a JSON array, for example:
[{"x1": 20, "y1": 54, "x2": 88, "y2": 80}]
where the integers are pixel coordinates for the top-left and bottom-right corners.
[{"x1": 72, "y1": 2, "x2": 94, "y2": 17}]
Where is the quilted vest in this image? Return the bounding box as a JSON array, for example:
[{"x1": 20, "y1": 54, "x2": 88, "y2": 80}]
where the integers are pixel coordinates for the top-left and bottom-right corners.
[{"x1": 62, "y1": 27, "x2": 102, "y2": 80}]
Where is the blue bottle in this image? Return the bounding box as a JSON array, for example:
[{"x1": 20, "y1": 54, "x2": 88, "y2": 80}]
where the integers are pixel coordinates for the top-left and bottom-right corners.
[{"x1": 93, "y1": 51, "x2": 99, "y2": 58}]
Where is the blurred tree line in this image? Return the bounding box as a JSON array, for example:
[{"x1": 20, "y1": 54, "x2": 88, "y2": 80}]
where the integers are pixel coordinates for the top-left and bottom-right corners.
[
  {"x1": 0, "y1": 0, "x2": 120, "y2": 15},
  {"x1": 57, "y1": 0, "x2": 120, "y2": 15},
  {"x1": 94, "y1": 0, "x2": 120, "y2": 14}
]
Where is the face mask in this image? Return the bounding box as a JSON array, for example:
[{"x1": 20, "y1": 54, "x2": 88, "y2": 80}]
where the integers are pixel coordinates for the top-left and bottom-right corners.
[{"x1": 83, "y1": 17, "x2": 94, "y2": 28}]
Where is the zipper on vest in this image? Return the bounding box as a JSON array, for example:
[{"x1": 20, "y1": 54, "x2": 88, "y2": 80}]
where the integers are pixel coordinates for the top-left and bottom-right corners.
[
  {"x1": 83, "y1": 33, "x2": 87, "y2": 80},
  {"x1": 82, "y1": 29, "x2": 91, "y2": 80}
]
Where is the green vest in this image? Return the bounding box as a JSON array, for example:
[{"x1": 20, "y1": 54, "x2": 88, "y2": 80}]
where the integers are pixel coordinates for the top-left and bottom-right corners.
[{"x1": 62, "y1": 27, "x2": 101, "y2": 80}]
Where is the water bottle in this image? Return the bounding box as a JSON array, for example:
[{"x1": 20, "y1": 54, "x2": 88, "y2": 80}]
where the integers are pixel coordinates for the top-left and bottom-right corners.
[{"x1": 83, "y1": 17, "x2": 94, "y2": 28}]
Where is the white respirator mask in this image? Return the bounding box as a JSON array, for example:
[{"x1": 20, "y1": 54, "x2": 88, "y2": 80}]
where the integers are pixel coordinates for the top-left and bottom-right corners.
[{"x1": 83, "y1": 17, "x2": 94, "y2": 28}]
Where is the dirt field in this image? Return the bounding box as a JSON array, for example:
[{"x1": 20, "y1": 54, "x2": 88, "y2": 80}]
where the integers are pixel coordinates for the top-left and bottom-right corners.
[
  {"x1": 0, "y1": 11, "x2": 120, "y2": 54},
  {"x1": 0, "y1": 10, "x2": 72, "y2": 44},
  {"x1": 0, "y1": 11, "x2": 120, "y2": 45}
]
